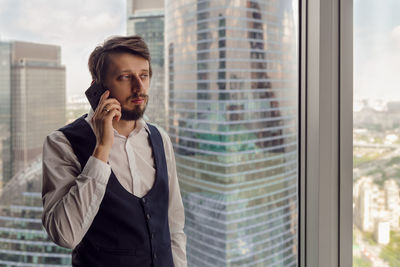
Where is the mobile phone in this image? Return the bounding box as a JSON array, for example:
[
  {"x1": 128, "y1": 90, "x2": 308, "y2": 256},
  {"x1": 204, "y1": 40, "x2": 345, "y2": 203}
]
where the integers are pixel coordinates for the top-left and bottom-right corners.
[{"x1": 85, "y1": 82, "x2": 107, "y2": 111}]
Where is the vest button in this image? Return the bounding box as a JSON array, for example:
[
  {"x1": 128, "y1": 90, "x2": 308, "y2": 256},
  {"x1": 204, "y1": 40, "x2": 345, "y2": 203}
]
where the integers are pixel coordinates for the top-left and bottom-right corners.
[
  {"x1": 142, "y1": 198, "x2": 146, "y2": 203},
  {"x1": 146, "y1": 213, "x2": 151, "y2": 220},
  {"x1": 154, "y1": 253, "x2": 157, "y2": 259},
  {"x1": 151, "y1": 233, "x2": 155, "y2": 239}
]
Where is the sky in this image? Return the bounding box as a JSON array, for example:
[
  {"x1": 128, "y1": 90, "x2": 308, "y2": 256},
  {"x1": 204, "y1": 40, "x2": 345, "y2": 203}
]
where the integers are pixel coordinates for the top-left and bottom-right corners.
[
  {"x1": 354, "y1": 0, "x2": 400, "y2": 102},
  {"x1": 0, "y1": 0, "x2": 126, "y2": 98},
  {"x1": 0, "y1": 0, "x2": 400, "y2": 101}
]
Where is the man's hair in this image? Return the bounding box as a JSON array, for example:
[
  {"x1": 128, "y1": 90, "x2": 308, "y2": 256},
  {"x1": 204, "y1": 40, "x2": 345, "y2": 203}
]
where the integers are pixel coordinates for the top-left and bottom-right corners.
[{"x1": 88, "y1": 35, "x2": 152, "y2": 85}]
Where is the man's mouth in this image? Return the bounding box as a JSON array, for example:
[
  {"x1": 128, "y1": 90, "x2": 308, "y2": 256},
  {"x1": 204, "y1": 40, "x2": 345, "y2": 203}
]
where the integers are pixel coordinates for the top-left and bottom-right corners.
[
  {"x1": 131, "y1": 98, "x2": 144, "y2": 104},
  {"x1": 130, "y1": 94, "x2": 148, "y2": 105}
]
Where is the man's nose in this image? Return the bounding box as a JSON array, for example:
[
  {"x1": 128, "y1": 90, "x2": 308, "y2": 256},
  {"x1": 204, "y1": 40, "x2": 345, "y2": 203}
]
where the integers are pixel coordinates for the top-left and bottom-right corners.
[{"x1": 130, "y1": 75, "x2": 142, "y2": 91}]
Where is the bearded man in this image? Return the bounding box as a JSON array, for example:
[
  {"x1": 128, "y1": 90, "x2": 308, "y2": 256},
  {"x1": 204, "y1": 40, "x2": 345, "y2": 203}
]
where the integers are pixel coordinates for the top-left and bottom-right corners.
[{"x1": 42, "y1": 35, "x2": 187, "y2": 267}]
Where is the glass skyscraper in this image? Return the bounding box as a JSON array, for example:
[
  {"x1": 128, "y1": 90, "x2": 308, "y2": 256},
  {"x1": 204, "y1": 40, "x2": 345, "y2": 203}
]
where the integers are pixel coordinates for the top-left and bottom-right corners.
[
  {"x1": 165, "y1": 0, "x2": 299, "y2": 266},
  {"x1": 0, "y1": 42, "x2": 12, "y2": 190},
  {"x1": 0, "y1": 41, "x2": 66, "y2": 189},
  {"x1": 127, "y1": 0, "x2": 167, "y2": 129},
  {"x1": 11, "y1": 42, "x2": 66, "y2": 178},
  {"x1": 0, "y1": 158, "x2": 72, "y2": 266},
  {"x1": 0, "y1": 41, "x2": 68, "y2": 266}
]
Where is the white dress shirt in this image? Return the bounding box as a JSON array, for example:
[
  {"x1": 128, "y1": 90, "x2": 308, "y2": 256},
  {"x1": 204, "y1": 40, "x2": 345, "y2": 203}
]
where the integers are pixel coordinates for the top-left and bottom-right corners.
[{"x1": 41, "y1": 109, "x2": 187, "y2": 267}]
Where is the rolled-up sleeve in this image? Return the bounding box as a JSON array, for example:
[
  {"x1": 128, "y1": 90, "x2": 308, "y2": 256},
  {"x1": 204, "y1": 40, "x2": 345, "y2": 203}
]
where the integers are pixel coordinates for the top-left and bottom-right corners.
[{"x1": 42, "y1": 131, "x2": 111, "y2": 249}]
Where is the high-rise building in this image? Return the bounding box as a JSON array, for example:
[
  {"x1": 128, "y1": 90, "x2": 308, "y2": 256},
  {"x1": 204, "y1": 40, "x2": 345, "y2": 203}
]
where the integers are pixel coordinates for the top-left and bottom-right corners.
[
  {"x1": 358, "y1": 178, "x2": 373, "y2": 232},
  {"x1": 165, "y1": 0, "x2": 299, "y2": 265},
  {"x1": 0, "y1": 40, "x2": 67, "y2": 266},
  {"x1": 0, "y1": 41, "x2": 66, "y2": 187},
  {"x1": 384, "y1": 179, "x2": 400, "y2": 228},
  {"x1": 0, "y1": 42, "x2": 12, "y2": 190},
  {"x1": 373, "y1": 219, "x2": 390, "y2": 245},
  {"x1": 384, "y1": 179, "x2": 400, "y2": 211},
  {"x1": 0, "y1": 157, "x2": 72, "y2": 266},
  {"x1": 127, "y1": 0, "x2": 167, "y2": 129}
]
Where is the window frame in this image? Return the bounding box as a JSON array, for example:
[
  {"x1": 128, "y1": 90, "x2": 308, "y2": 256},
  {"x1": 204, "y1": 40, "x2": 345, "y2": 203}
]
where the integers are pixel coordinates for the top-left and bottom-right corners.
[{"x1": 300, "y1": 0, "x2": 353, "y2": 266}]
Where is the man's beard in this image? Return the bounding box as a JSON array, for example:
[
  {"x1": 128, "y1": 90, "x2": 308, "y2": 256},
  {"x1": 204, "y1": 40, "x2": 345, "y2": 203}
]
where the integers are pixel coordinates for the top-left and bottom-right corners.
[{"x1": 120, "y1": 95, "x2": 148, "y2": 121}]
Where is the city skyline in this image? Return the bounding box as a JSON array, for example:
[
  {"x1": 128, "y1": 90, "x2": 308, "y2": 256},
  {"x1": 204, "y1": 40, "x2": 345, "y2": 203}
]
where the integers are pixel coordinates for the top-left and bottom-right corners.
[
  {"x1": 0, "y1": 1, "x2": 399, "y2": 267},
  {"x1": 0, "y1": 0, "x2": 399, "y2": 101}
]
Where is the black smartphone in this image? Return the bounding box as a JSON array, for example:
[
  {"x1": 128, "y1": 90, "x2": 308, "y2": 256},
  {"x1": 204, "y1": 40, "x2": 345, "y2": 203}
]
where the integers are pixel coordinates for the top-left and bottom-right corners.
[{"x1": 85, "y1": 82, "x2": 107, "y2": 111}]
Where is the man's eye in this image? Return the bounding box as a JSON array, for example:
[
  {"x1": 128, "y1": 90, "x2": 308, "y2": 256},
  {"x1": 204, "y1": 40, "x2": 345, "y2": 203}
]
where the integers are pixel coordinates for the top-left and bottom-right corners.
[
  {"x1": 120, "y1": 75, "x2": 131, "y2": 80},
  {"x1": 141, "y1": 74, "x2": 149, "y2": 79}
]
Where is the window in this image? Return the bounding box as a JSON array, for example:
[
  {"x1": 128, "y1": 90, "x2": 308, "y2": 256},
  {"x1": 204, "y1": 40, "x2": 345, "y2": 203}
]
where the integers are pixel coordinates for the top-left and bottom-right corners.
[
  {"x1": 353, "y1": 1, "x2": 400, "y2": 266},
  {"x1": 1, "y1": 0, "x2": 366, "y2": 266},
  {"x1": 166, "y1": 0, "x2": 299, "y2": 265}
]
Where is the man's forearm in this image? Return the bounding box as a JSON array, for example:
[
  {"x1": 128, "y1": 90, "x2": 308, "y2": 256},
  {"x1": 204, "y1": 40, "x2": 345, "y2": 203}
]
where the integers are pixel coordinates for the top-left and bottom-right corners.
[{"x1": 171, "y1": 231, "x2": 188, "y2": 267}]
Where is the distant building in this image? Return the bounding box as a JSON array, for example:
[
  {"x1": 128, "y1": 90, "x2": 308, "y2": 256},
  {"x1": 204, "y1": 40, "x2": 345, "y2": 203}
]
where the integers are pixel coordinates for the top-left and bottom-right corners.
[
  {"x1": 0, "y1": 42, "x2": 12, "y2": 189},
  {"x1": 126, "y1": 0, "x2": 167, "y2": 129},
  {"x1": 384, "y1": 179, "x2": 400, "y2": 211},
  {"x1": 384, "y1": 179, "x2": 400, "y2": 228},
  {"x1": 0, "y1": 157, "x2": 71, "y2": 266},
  {"x1": 374, "y1": 219, "x2": 390, "y2": 245},
  {"x1": 66, "y1": 95, "x2": 91, "y2": 124},
  {"x1": 387, "y1": 101, "x2": 400, "y2": 113},
  {"x1": 355, "y1": 177, "x2": 384, "y2": 232},
  {"x1": 0, "y1": 41, "x2": 66, "y2": 187},
  {"x1": 354, "y1": 103, "x2": 400, "y2": 131},
  {"x1": 358, "y1": 177, "x2": 374, "y2": 232},
  {"x1": 354, "y1": 177, "x2": 400, "y2": 245}
]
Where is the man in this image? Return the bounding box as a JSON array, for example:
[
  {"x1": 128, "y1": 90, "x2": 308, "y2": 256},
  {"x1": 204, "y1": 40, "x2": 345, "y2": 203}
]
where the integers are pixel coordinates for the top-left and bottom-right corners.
[{"x1": 42, "y1": 36, "x2": 187, "y2": 267}]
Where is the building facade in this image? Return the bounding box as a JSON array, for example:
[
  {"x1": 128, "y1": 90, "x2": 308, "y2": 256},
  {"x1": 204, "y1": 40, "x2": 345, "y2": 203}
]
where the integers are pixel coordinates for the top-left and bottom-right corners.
[
  {"x1": 0, "y1": 40, "x2": 68, "y2": 266},
  {"x1": 165, "y1": 0, "x2": 299, "y2": 265},
  {"x1": 127, "y1": 0, "x2": 167, "y2": 129},
  {"x1": 0, "y1": 158, "x2": 72, "y2": 266},
  {"x1": 0, "y1": 41, "x2": 66, "y2": 188},
  {"x1": 0, "y1": 42, "x2": 12, "y2": 190}
]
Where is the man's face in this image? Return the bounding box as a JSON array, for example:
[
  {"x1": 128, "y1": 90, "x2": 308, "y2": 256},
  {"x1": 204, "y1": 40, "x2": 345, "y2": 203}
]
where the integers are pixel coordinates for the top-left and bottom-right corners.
[{"x1": 104, "y1": 52, "x2": 150, "y2": 121}]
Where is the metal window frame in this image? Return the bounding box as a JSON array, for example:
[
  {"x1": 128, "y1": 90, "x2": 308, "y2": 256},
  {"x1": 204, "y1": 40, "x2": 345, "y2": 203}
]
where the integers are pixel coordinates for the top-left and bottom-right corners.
[{"x1": 300, "y1": 0, "x2": 353, "y2": 266}]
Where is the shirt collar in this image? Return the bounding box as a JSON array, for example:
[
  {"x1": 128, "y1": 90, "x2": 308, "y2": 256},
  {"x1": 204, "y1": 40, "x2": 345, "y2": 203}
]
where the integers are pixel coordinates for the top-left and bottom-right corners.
[
  {"x1": 134, "y1": 117, "x2": 151, "y2": 135},
  {"x1": 86, "y1": 108, "x2": 150, "y2": 136}
]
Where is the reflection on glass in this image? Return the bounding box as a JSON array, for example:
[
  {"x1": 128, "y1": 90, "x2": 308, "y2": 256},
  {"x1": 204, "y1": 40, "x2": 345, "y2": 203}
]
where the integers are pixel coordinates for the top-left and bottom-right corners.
[{"x1": 166, "y1": 0, "x2": 299, "y2": 265}]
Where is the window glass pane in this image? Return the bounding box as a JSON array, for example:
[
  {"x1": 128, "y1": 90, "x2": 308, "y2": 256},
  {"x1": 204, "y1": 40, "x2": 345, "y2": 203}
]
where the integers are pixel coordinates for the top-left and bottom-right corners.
[
  {"x1": 0, "y1": 40, "x2": 71, "y2": 265},
  {"x1": 353, "y1": 1, "x2": 400, "y2": 266},
  {"x1": 0, "y1": 0, "x2": 299, "y2": 266},
  {"x1": 166, "y1": 0, "x2": 299, "y2": 265}
]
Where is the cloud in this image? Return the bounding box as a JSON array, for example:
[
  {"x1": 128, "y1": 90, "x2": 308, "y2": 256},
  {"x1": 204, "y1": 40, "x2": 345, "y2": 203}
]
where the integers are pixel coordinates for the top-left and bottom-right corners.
[
  {"x1": 354, "y1": 25, "x2": 400, "y2": 101},
  {"x1": 391, "y1": 25, "x2": 400, "y2": 44},
  {"x1": 12, "y1": 0, "x2": 124, "y2": 45},
  {"x1": 0, "y1": 0, "x2": 126, "y2": 96}
]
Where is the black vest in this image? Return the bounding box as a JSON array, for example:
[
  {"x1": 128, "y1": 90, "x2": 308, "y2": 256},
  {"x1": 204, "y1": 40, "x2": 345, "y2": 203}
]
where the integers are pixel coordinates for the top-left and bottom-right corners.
[{"x1": 59, "y1": 115, "x2": 174, "y2": 267}]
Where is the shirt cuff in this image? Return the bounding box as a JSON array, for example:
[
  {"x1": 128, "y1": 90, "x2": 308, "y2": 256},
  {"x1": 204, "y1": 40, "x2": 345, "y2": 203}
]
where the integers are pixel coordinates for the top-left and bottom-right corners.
[{"x1": 81, "y1": 156, "x2": 111, "y2": 185}]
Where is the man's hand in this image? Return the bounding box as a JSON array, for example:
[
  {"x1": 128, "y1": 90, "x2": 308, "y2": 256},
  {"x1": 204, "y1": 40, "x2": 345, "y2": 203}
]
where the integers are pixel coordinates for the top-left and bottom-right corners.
[{"x1": 91, "y1": 90, "x2": 121, "y2": 163}]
